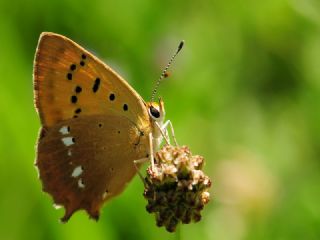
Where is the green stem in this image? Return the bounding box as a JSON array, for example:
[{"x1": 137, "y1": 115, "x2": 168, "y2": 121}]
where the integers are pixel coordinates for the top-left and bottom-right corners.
[{"x1": 175, "y1": 225, "x2": 181, "y2": 240}]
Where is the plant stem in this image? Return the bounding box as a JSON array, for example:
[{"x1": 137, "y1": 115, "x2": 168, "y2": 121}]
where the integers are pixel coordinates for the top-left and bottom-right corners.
[{"x1": 175, "y1": 225, "x2": 181, "y2": 240}]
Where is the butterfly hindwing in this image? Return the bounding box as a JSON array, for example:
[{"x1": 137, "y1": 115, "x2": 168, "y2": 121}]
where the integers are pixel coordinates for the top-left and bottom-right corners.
[
  {"x1": 36, "y1": 114, "x2": 149, "y2": 221},
  {"x1": 33, "y1": 32, "x2": 149, "y2": 129}
]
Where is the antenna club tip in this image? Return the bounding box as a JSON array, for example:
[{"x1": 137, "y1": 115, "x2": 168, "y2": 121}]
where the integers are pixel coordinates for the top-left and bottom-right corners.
[{"x1": 178, "y1": 40, "x2": 185, "y2": 52}]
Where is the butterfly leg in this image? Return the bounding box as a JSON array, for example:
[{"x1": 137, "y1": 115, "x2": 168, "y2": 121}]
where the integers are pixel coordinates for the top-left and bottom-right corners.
[
  {"x1": 155, "y1": 122, "x2": 170, "y2": 145},
  {"x1": 164, "y1": 127, "x2": 170, "y2": 145},
  {"x1": 133, "y1": 132, "x2": 156, "y2": 182},
  {"x1": 163, "y1": 120, "x2": 178, "y2": 146},
  {"x1": 149, "y1": 132, "x2": 156, "y2": 171},
  {"x1": 156, "y1": 120, "x2": 178, "y2": 146},
  {"x1": 133, "y1": 157, "x2": 149, "y2": 183}
]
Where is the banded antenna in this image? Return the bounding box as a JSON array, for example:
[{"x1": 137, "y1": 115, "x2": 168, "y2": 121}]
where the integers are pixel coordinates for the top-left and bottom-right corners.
[{"x1": 151, "y1": 40, "x2": 184, "y2": 102}]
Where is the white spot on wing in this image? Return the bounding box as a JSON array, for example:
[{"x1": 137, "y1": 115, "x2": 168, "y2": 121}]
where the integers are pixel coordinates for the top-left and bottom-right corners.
[
  {"x1": 71, "y1": 166, "x2": 83, "y2": 178},
  {"x1": 102, "y1": 192, "x2": 108, "y2": 199},
  {"x1": 62, "y1": 137, "x2": 74, "y2": 146},
  {"x1": 78, "y1": 178, "x2": 85, "y2": 188},
  {"x1": 59, "y1": 126, "x2": 69, "y2": 135},
  {"x1": 68, "y1": 149, "x2": 72, "y2": 156},
  {"x1": 53, "y1": 204, "x2": 62, "y2": 209}
]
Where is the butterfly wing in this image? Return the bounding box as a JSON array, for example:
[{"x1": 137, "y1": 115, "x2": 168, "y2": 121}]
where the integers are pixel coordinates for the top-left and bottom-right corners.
[
  {"x1": 34, "y1": 32, "x2": 149, "y2": 129},
  {"x1": 36, "y1": 115, "x2": 149, "y2": 221},
  {"x1": 33, "y1": 32, "x2": 152, "y2": 221}
]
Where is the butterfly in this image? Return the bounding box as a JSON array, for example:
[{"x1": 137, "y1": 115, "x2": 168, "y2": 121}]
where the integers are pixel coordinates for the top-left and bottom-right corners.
[{"x1": 33, "y1": 32, "x2": 183, "y2": 222}]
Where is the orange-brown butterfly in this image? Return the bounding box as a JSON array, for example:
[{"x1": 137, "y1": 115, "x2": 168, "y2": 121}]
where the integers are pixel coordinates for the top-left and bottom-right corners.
[{"x1": 33, "y1": 32, "x2": 183, "y2": 222}]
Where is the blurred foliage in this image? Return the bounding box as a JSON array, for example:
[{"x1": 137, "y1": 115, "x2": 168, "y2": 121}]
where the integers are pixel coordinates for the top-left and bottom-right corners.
[{"x1": 0, "y1": 0, "x2": 320, "y2": 239}]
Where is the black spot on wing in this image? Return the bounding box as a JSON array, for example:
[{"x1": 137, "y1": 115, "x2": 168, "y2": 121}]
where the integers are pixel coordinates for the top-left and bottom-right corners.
[
  {"x1": 67, "y1": 73, "x2": 72, "y2": 80},
  {"x1": 71, "y1": 95, "x2": 77, "y2": 103},
  {"x1": 75, "y1": 86, "x2": 82, "y2": 93},
  {"x1": 109, "y1": 93, "x2": 115, "y2": 101},
  {"x1": 93, "y1": 78, "x2": 100, "y2": 93},
  {"x1": 70, "y1": 64, "x2": 76, "y2": 71}
]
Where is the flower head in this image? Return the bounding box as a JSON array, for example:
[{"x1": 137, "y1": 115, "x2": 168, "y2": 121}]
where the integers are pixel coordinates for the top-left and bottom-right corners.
[{"x1": 144, "y1": 145, "x2": 212, "y2": 232}]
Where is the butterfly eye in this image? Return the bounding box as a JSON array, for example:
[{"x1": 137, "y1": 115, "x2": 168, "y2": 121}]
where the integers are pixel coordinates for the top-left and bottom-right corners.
[{"x1": 150, "y1": 106, "x2": 160, "y2": 119}]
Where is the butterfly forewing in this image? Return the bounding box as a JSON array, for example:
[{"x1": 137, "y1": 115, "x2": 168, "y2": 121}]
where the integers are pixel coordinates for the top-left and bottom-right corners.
[
  {"x1": 34, "y1": 32, "x2": 149, "y2": 128},
  {"x1": 36, "y1": 115, "x2": 149, "y2": 221}
]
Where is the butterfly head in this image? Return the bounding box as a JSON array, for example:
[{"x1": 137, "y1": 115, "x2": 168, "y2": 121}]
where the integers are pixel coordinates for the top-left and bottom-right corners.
[{"x1": 147, "y1": 97, "x2": 165, "y2": 128}]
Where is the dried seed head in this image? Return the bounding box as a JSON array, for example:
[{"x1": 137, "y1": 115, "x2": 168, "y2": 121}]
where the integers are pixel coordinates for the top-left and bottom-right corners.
[{"x1": 144, "y1": 145, "x2": 212, "y2": 232}]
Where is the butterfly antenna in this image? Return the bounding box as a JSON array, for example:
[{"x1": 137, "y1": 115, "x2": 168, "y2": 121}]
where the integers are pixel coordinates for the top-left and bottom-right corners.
[{"x1": 151, "y1": 40, "x2": 184, "y2": 102}]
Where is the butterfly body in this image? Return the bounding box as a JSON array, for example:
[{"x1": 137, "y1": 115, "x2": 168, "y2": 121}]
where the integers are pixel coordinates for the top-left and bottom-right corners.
[{"x1": 34, "y1": 33, "x2": 165, "y2": 221}]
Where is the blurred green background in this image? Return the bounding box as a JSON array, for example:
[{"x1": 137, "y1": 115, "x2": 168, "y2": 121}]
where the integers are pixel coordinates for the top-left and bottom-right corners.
[{"x1": 1, "y1": 0, "x2": 320, "y2": 239}]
